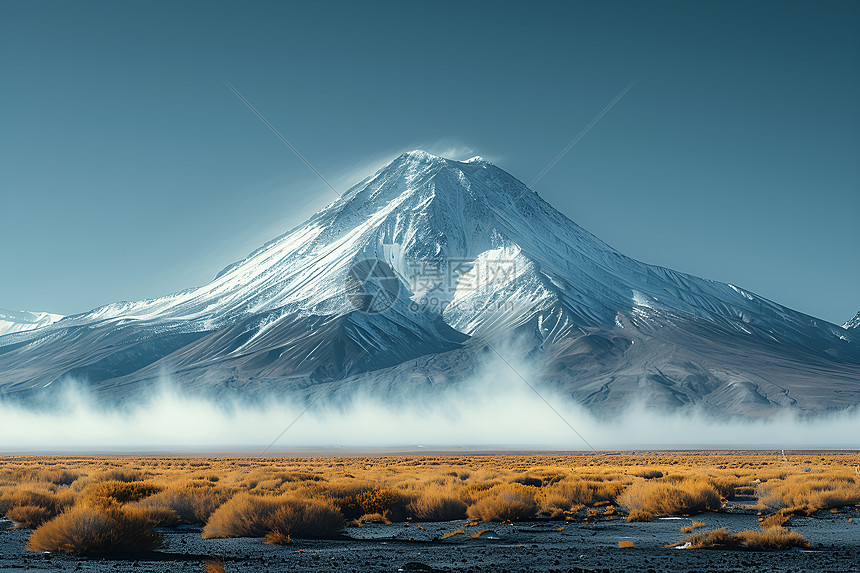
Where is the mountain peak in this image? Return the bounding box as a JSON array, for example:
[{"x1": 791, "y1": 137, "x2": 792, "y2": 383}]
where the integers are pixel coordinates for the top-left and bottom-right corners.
[
  {"x1": 397, "y1": 149, "x2": 488, "y2": 166},
  {"x1": 394, "y1": 149, "x2": 449, "y2": 168},
  {"x1": 2, "y1": 148, "x2": 859, "y2": 418},
  {"x1": 403, "y1": 149, "x2": 440, "y2": 160}
]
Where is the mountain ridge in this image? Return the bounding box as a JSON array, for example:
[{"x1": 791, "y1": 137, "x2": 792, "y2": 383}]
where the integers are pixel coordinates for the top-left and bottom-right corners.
[
  {"x1": 0, "y1": 150, "x2": 857, "y2": 416},
  {"x1": 0, "y1": 308, "x2": 64, "y2": 337}
]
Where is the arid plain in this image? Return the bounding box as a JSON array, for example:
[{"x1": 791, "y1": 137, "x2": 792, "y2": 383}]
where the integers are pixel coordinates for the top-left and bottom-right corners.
[{"x1": 0, "y1": 451, "x2": 858, "y2": 572}]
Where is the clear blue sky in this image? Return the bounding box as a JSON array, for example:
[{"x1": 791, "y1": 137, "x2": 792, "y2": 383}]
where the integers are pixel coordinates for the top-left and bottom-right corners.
[{"x1": 1, "y1": 0, "x2": 858, "y2": 325}]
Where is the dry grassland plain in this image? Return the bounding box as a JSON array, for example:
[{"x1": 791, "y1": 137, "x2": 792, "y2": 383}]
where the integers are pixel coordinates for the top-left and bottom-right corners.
[{"x1": 0, "y1": 451, "x2": 858, "y2": 560}]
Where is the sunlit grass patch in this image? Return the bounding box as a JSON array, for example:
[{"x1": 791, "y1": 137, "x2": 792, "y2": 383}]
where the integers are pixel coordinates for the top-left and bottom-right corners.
[
  {"x1": 540, "y1": 476, "x2": 623, "y2": 516},
  {"x1": 672, "y1": 526, "x2": 810, "y2": 550},
  {"x1": 321, "y1": 482, "x2": 411, "y2": 522},
  {"x1": 202, "y1": 493, "x2": 344, "y2": 539},
  {"x1": 0, "y1": 450, "x2": 856, "y2": 557},
  {"x1": 760, "y1": 508, "x2": 795, "y2": 529},
  {"x1": 84, "y1": 480, "x2": 162, "y2": 506},
  {"x1": 92, "y1": 469, "x2": 144, "y2": 483},
  {"x1": 466, "y1": 483, "x2": 538, "y2": 522},
  {"x1": 264, "y1": 531, "x2": 292, "y2": 545},
  {"x1": 358, "y1": 512, "x2": 390, "y2": 524},
  {"x1": 632, "y1": 469, "x2": 663, "y2": 479},
  {"x1": 618, "y1": 478, "x2": 720, "y2": 517},
  {"x1": 130, "y1": 483, "x2": 232, "y2": 525},
  {"x1": 7, "y1": 505, "x2": 53, "y2": 529},
  {"x1": 27, "y1": 503, "x2": 163, "y2": 555},
  {"x1": 0, "y1": 487, "x2": 75, "y2": 527},
  {"x1": 758, "y1": 474, "x2": 860, "y2": 514},
  {"x1": 407, "y1": 491, "x2": 467, "y2": 521},
  {"x1": 626, "y1": 509, "x2": 653, "y2": 522}
]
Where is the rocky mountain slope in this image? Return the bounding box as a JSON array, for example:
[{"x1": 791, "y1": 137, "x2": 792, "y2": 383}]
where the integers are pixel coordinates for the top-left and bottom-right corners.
[{"x1": 1, "y1": 151, "x2": 857, "y2": 416}]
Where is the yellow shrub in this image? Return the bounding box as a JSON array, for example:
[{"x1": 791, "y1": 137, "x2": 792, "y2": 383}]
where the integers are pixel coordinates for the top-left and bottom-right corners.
[
  {"x1": 758, "y1": 474, "x2": 860, "y2": 513},
  {"x1": 0, "y1": 487, "x2": 75, "y2": 524},
  {"x1": 84, "y1": 481, "x2": 162, "y2": 506},
  {"x1": 632, "y1": 469, "x2": 663, "y2": 479},
  {"x1": 674, "y1": 527, "x2": 810, "y2": 550},
  {"x1": 760, "y1": 509, "x2": 792, "y2": 529},
  {"x1": 466, "y1": 484, "x2": 537, "y2": 522},
  {"x1": 92, "y1": 469, "x2": 144, "y2": 483},
  {"x1": 326, "y1": 485, "x2": 410, "y2": 521},
  {"x1": 7, "y1": 505, "x2": 53, "y2": 529},
  {"x1": 541, "y1": 477, "x2": 622, "y2": 513},
  {"x1": 202, "y1": 493, "x2": 344, "y2": 539},
  {"x1": 407, "y1": 491, "x2": 467, "y2": 521},
  {"x1": 131, "y1": 484, "x2": 231, "y2": 525},
  {"x1": 27, "y1": 503, "x2": 163, "y2": 554},
  {"x1": 626, "y1": 509, "x2": 653, "y2": 522},
  {"x1": 619, "y1": 479, "x2": 720, "y2": 516}
]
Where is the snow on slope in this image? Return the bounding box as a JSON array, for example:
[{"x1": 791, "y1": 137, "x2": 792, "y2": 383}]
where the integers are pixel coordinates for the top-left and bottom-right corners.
[
  {"x1": 0, "y1": 308, "x2": 63, "y2": 337},
  {"x1": 0, "y1": 150, "x2": 857, "y2": 415},
  {"x1": 845, "y1": 311, "x2": 860, "y2": 329},
  {"x1": 2, "y1": 150, "x2": 854, "y2": 352}
]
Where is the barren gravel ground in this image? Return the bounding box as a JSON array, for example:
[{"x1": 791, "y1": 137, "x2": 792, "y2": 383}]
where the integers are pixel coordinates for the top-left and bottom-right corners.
[{"x1": 2, "y1": 510, "x2": 857, "y2": 572}]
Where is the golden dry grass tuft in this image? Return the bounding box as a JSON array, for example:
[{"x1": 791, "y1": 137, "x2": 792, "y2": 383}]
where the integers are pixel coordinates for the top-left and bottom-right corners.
[
  {"x1": 93, "y1": 469, "x2": 144, "y2": 483},
  {"x1": 466, "y1": 484, "x2": 538, "y2": 522},
  {"x1": 323, "y1": 483, "x2": 411, "y2": 521},
  {"x1": 407, "y1": 491, "x2": 467, "y2": 521},
  {"x1": 131, "y1": 484, "x2": 232, "y2": 525},
  {"x1": 618, "y1": 478, "x2": 720, "y2": 517},
  {"x1": 0, "y1": 468, "x2": 81, "y2": 486},
  {"x1": 202, "y1": 493, "x2": 344, "y2": 539},
  {"x1": 0, "y1": 487, "x2": 75, "y2": 526},
  {"x1": 760, "y1": 508, "x2": 793, "y2": 529},
  {"x1": 758, "y1": 474, "x2": 860, "y2": 513},
  {"x1": 626, "y1": 509, "x2": 653, "y2": 522},
  {"x1": 27, "y1": 503, "x2": 163, "y2": 555},
  {"x1": 632, "y1": 469, "x2": 663, "y2": 479},
  {"x1": 1, "y1": 488, "x2": 69, "y2": 512},
  {"x1": 540, "y1": 476, "x2": 623, "y2": 515},
  {"x1": 84, "y1": 480, "x2": 162, "y2": 506},
  {"x1": 359, "y1": 512, "x2": 390, "y2": 524},
  {"x1": 7, "y1": 505, "x2": 53, "y2": 529},
  {"x1": 674, "y1": 526, "x2": 810, "y2": 550},
  {"x1": 264, "y1": 531, "x2": 292, "y2": 545}
]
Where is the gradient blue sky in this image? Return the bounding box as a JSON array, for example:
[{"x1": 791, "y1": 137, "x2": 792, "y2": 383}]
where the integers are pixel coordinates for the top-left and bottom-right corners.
[{"x1": 1, "y1": 0, "x2": 858, "y2": 324}]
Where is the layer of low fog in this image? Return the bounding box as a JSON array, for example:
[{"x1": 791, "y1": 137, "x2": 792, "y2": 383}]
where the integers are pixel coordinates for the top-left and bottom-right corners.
[{"x1": 1, "y1": 346, "x2": 857, "y2": 452}]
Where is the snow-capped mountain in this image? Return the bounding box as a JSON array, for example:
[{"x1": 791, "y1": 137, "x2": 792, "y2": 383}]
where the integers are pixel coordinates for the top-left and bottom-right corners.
[
  {"x1": 0, "y1": 308, "x2": 63, "y2": 337},
  {"x1": 0, "y1": 151, "x2": 858, "y2": 415},
  {"x1": 844, "y1": 311, "x2": 860, "y2": 329}
]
